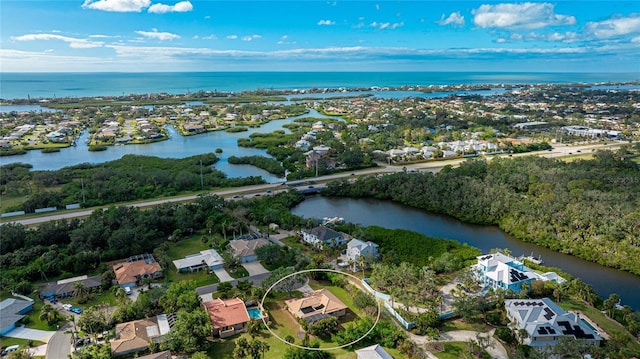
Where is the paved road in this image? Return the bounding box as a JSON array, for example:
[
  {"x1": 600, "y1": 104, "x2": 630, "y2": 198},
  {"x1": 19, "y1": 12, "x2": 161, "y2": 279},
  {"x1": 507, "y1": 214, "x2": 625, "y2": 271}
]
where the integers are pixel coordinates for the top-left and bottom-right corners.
[
  {"x1": 45, "y1": 322, "x2": 72, "y2": 359},
  {"x1": 196, "y1": 272, "x2": 272, "y2": 296}
]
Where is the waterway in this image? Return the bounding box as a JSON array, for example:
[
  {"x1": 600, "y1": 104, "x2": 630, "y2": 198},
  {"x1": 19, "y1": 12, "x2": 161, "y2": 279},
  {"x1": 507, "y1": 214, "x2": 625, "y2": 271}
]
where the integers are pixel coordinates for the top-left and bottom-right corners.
[
  {"x1": 0, "y1": 109, "x2": 336, "y2": 181},
  {"x1": 292, "y1": 196, "x2": 640, "y2": 308}
]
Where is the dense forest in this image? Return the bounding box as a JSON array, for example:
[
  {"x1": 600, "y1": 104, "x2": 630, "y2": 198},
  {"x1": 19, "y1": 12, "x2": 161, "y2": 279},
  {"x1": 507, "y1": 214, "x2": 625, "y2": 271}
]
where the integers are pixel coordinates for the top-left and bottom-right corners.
[
  {"x1": 0, "y1": 153, "x2": 264, "y2": 212},
  {"x1": 323, "y1": 150, "x2": 640, "y2": 275},
  {"x1": 0, "y1": 191, "x2": 306, "y2": 294}
]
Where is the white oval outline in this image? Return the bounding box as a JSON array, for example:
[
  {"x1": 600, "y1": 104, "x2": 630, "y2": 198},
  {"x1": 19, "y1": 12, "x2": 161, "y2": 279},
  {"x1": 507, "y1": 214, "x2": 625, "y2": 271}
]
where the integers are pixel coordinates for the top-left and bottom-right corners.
[{"x1": 260, "y1": 268, "x2": 381, "y2": 351}]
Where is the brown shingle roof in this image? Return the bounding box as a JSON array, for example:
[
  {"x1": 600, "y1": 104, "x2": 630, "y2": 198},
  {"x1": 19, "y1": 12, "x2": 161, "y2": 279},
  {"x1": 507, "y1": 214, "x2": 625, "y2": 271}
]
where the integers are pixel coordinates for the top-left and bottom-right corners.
[{"x1": 202, "y1": 298, "x2": 250, "y2": 330}]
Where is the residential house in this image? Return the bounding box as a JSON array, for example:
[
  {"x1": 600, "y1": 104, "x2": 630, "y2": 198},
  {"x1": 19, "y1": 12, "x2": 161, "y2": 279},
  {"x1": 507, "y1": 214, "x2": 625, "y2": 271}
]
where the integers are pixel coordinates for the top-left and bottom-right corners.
[
  {"x1": 203, "y1": 298, "x2": 251, "y2": 338},
  {"x1": 305, "y1": 145, "x2": 334, "y2": 170},
  {"x1": 475, "y1": 253, "x2": 563, "y2": 292},
  {"x1": 505, "y1": 298, "x2": 601, "y2": 348},
  {"x1": 355, "y1": 344, "x2": 393, "y2": 359},
  {"x1": 229, "y1": 238, "x2": 269, "y2": 263},
  {"x1": 285, "y1": 288, "x2": 348, "y2": 324},
  {"x1": 39, "y1": 275, "x2": 102, "y2": 301},
  {"x1": 111, "y1": 314, "x2": 173, "y2": 356},
  {"x1": 301, "y1": 225, "x2": 347, "y2": 249},
  {"x1": 113, "y1": 254, "x2": 163, "y2": 289},
  {"x1": 346, "y1": 239, "x2": 379, "y2": 263},
  {"x1": 0, "y1": 298, "x2": 34, "y2": 336},
  {"x1": 172, "y1": 249, "x2": 224, "y2": 273}
]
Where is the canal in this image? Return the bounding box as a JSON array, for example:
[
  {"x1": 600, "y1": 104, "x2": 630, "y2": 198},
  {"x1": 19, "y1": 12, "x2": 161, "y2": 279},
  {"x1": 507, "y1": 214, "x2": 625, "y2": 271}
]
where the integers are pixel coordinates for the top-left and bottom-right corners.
[{"x1": 292, "y1": 195, "x2": 640, "y2": 308}]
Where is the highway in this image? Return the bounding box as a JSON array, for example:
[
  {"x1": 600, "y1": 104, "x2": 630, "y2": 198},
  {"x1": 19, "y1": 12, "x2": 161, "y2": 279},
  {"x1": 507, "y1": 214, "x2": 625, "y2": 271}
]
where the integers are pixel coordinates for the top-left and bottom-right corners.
[{"x1": 1, "y1": 141, "x2": 627, "y2": 227}]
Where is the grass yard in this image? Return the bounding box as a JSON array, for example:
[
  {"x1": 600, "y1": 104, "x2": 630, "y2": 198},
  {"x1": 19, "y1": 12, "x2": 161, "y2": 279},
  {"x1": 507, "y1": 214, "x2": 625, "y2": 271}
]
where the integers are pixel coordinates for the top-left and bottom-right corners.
[
  {"x1": 441, "y1": 319, "x2": 492, "y2": 333},
  {"x1": 165, "y1": 268, "x2": 220, "y2": 288},
  {"x1": 166, "y1": 235, "x2": 211, "y2": 260},
  {"x1": 60, "y1": 288, "x2": 119, "y2": 309},
  {"x1": 434, "y1": 341, "x2": 487, "y2": 359},
  {"x1": 0, "y1": 337, "x2": 46, "y2": 350}
]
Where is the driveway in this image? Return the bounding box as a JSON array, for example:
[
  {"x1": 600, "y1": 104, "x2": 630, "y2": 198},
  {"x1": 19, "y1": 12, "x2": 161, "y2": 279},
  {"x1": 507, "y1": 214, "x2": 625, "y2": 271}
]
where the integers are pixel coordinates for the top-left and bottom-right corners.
[
  {"x1": 4, "y1": 327, "x2": 55, "y2": 342},
  {"x1": 213, "y1": 268, "x2": 234, "y2": 282},
  {"x1": 46, "y1": 323, "x2": 72, "y2": 359},
  {"x1": 242, "y1": 262, "x2": 270, "y2": 276}
]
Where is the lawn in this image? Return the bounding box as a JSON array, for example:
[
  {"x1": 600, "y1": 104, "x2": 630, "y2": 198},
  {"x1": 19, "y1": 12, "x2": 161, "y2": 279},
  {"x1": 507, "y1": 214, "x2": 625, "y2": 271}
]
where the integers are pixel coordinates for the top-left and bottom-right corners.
[
  {"x1": 0, "y1": 337, "x2": 46, "y2": 350},
  {"x1": 165, "y1": 268, "x2": 220, "y2": 288},
  {"x1": 61, "y1": 288, "x2": 119, "y2": 309},
  {"x1": 166, "y1": 235, "x2": 211, "y2": 260},
  {"x1": 440, "y1": 319, "x2": 492, "y2": 333},
  {"x1": 434, "y1": 341, "x2": 487, "y2": 359}
]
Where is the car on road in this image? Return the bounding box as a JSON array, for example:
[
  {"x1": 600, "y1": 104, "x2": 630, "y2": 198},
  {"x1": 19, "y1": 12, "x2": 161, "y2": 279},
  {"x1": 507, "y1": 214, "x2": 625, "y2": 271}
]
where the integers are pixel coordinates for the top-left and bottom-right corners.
[
  {"x1": 232, "y1": 195, "x2": 242, "y2": 199},
  {"x1": 308, "y1": 185, "x2": 314, "y2": 188},
  {"x1": 62, "y1": 303, "x2": 73, "y2": 310},
  {"x1": 266, "y1": 190, "x2": 272, "y2": 193},
  {"x1": 70, "y1": 307, "x2": 83, "y2": 314}
]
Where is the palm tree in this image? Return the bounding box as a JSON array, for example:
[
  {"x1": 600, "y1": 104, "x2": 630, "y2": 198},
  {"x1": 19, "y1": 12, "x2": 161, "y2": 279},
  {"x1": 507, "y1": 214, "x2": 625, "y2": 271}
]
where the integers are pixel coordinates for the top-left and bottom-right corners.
[
  {"x1": 39, "y1": 304, "x2": 60, "y2": 325},
  {"x1": 73, "y1": 282, "x2": 87, "y2": 298},
  {"x1": 358, "y1": 255, "x2": 366, "y2": 278}
]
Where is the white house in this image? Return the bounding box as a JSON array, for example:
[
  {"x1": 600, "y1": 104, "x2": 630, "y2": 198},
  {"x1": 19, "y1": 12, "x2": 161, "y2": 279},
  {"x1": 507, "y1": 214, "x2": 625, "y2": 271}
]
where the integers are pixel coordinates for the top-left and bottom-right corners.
[
  {"x1": 476, "y1": 253, "x2": 564, "y2": 292},
  {"x1": 505, "y1": 298, "x2": 601, "y2": 348},
  {"x1": 346, "y1": 239, "x2": 379, "y2": 262},
  {"x1": 173, "y1": 249, "x2": 224, "y2": 273},
  {"x1": 355, "y1": 344, "x2": 393, "y2": 359},
  {"x1": 301, "y1": 225, "x2": 346, "y2": 249}
]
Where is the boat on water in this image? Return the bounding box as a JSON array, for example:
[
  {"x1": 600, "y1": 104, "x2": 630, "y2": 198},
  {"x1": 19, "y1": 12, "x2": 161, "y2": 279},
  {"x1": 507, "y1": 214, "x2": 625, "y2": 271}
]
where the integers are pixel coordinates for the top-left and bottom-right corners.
[
  {"x1": 519, "y1": 252, "x2": 543, "y2": 265},
  {"x1": 322, "y1": 216, "x2": 344, "y2": 225}
]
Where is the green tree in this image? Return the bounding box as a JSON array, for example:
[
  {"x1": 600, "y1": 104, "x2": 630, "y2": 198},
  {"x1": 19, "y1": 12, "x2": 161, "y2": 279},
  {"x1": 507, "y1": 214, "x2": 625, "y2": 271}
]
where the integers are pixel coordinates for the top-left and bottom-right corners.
[
  {"x1": 39, "y1": 304, "x2": 60, "y2": 326},
  {"x1": 163, "y1": 308, "x2": 212, "y2": 354},
  {"x1": 308, "y1": 316, "x2": 339, "y2": 337},
  {"x1": 159, "y1": 280, "x2": 200, "y2": 313}
]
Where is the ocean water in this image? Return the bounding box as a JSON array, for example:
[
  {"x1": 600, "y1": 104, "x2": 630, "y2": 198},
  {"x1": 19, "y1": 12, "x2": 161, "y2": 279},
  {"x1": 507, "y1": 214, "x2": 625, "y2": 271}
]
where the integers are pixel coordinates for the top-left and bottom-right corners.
[{"x1": 2, "y1": 72, "x2": 638, "y2": 100}]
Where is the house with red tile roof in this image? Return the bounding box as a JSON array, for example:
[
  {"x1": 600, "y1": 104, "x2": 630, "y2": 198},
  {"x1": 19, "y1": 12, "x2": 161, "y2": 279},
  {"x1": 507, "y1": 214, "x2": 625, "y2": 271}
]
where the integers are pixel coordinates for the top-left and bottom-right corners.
[
  {"x1": 203, "y1": 298, "x2": 250, "y2": 338},
  {"x1": 113, "y1": 254, "x2": 163, "y2": 288}
]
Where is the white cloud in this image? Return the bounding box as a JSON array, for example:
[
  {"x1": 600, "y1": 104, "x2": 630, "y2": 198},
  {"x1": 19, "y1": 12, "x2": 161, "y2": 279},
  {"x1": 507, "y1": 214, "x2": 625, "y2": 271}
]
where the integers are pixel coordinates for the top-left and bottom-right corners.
[
  {"x1": 226, "y1": 35, "x2": 238, "y2": 40},
  {"x1": 89, "y1": 34, "x2": 120, "y2": 38},
  {"x1": 375, "y1": 4, "x2": 380, "y2": 11},
  {"x1": 44, "y1": 49, "x2": 54, "y2": 53},
  {"x1": 472, "y1": 2, "x2": 575, "y2": 29},
  {"x1": 135, "y1": 29, "x2": 180, "y2": 40},
  {"x1": 525, "y1": 31, "x2": 579, "y2": 42},
  {"x1": 370, "y1": 21, "x2": 404, "y2": 30},
  {"x1": 11, "y1": 33, "x2": 104, "y2": 48},
  {"x1": 242, "y1": 35, "x2": 262, "y2": 42},
  {"x1": 148, "y1": 1, "x2": 193, "y2": 14},
  {"x1": 82, "y1": 0, "x2": 150, "y2": 12},
  {"x1": 585, "y1": 14, "x2": 640, "y2": 39},
  {"x1": 202, "y1": 34, "x2": 218, "y2": 40},
  {"x1": 317, "y1": 20, "x2": 335, "y2": 26},
  {"x1": 437, "y1": 12, "x2": 465, "y2": 27}
]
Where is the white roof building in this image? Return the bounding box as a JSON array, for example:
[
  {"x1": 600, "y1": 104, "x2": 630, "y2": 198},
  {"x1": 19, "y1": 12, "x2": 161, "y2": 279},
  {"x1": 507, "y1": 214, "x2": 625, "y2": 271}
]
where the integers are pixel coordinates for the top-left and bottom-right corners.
[
  {"x1": 505, "y1": 298, "x2": 601, "y2": 348},
  {"x1": 355, "y1": 344, "x2": 393, "y2": 359},
  {"x1": 172, "y1": 249, "x2": 224, "y2": 272}
]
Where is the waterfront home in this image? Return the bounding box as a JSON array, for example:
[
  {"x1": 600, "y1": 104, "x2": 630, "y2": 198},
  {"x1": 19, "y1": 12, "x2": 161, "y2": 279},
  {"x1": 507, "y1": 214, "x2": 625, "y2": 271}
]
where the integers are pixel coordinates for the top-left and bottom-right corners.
[
  {"x1": 300, "y1": 225, "x2": 347, "y2": 249},
  {"x1": 110, "y1": 314, "x2": 173, "y2": 356},
  {"x1": 0, "y1": 297, "x2": 34, "y2": 336},
  {"x1": 475, "y1": 252, "x2": 564, "y2": 292},
  {"x1": 355, "y1": 344, "x2": 393, "y2": 359},
  {"x1": 113, "y1": 254, "x2": 163, "y2": 289},
  {"x1": 285, "y1": 288, "x2": 347, "y2": 324},
  {"x1": 505, "y1": 298, "x2": 601, "y2": 349},
  {"x1": 172, "y1": 249, "x2": 224, "y2": 272},
  {"x1": 39, "y1": 275, "x2": 102, "y2": 301},
  {"x1": 228, "y1": 238, "x2": 269, "y2": 263},
  {"x1": 346, "y1": 239, "x2": 379, "y2": 263},
  {"x1": 203, "y1": 298, "x2": 251, "y2": 338}
]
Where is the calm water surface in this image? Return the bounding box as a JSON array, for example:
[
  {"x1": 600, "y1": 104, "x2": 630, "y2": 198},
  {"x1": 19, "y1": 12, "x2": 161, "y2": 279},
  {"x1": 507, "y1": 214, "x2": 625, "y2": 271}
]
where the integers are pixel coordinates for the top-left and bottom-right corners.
[{"x1": 292, "y1": 196, "x2": 640, "y2": 308}]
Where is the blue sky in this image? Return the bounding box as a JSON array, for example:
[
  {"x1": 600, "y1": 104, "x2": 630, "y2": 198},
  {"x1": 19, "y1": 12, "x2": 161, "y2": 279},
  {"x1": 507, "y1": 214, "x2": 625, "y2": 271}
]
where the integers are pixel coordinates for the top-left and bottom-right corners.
[{"x1": 1, "y1": 1, "x2": 639, "y2": 72}]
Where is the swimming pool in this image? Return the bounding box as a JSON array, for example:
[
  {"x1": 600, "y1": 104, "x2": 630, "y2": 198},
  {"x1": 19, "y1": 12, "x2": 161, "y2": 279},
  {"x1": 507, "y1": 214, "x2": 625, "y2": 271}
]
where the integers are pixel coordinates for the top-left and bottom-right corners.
[{"x1": 247, "y1": 307, "x2": 262, "y2": 319}]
